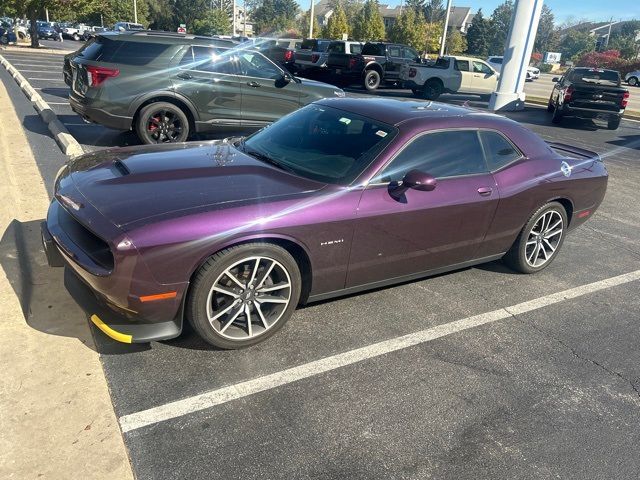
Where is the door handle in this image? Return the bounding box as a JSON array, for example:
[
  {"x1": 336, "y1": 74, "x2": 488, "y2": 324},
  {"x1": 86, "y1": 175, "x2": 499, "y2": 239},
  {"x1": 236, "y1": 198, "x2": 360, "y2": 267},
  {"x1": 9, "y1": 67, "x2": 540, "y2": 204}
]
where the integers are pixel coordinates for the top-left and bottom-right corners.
[
  {"x1": 477, "y1": 187, "x2": 493, "y2": 196},
  {"x1": 247, "y1": 81, "x2": 261, "y2": 87},
  {"x1": 176, "y1": 72, "x2": 193, "y2": 80},
  {"x1": 473, "y1": 74, "x2": 481, "y2": 77}
]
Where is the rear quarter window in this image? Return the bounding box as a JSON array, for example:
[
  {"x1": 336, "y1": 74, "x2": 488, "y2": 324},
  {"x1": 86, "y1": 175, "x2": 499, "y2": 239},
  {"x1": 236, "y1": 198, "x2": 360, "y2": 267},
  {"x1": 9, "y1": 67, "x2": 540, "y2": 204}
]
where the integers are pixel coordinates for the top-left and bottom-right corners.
[
  {"x1": 479, "y1": 131, "x2": 522, "y2": 171},
  {"x1": 95, "y1": 39, "x2": 170, "y2": 65},
  {"x1": 362, "y1": 43, "x2": 385, "y2": 56}
]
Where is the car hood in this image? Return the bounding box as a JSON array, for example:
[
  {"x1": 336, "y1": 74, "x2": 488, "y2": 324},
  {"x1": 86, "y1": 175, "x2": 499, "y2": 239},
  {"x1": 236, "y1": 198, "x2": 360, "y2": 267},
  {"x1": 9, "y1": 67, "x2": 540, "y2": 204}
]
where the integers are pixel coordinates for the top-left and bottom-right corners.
[
  {"x1": 297, "y1": 77, "x2": 345, "y2": 96},
  {"x1": 65, "y1": 140, "x2": 326, "y2": 228}
]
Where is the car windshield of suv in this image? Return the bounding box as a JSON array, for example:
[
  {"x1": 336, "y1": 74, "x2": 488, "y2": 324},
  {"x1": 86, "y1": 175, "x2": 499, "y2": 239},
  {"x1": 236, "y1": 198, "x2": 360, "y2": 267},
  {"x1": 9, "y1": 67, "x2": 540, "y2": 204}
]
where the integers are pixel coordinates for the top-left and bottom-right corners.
[
  {"x1": 241, "y1": 104, "x2": 397, "y2": 184},
  {"x1": 569, "y1": 68, "x2": 620, "y2": 85}
]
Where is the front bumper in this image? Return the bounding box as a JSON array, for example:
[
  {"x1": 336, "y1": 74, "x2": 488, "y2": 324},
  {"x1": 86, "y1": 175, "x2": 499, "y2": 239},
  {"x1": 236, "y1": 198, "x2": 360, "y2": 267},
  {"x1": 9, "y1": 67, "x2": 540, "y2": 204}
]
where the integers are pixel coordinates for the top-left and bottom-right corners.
[
  {"x1": 70, "y1": 95, "x2": 133, "y2": 131},
  {"x1": 42, "y1": 201, "x2": 186, "y2": 344}
]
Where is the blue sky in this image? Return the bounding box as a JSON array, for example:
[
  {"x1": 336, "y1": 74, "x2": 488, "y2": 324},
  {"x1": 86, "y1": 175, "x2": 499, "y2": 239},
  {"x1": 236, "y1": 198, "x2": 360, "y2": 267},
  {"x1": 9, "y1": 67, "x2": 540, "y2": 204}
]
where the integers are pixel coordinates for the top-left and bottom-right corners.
[{"x1": 304, "y1": 0, "x2": 639, "y2": 25}]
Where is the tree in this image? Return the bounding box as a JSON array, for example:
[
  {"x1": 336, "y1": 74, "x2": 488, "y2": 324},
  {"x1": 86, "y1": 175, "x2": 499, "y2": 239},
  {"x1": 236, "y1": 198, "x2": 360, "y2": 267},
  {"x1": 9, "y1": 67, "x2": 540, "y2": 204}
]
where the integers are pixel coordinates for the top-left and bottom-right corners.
[
  {"x1": 446, "y1": 28, "x2": 466, "y2": 54},
  {"x1": 192, "y1": 8, "x2": 231, "y2": 35},
  {"x1": 610, "y1": 34, "x2": 640, "y2": 60},
  {"x1": 559, "y1": 29, "x2": 594, "y2": 61},
  {"x1": 147, "y1": 0, "x2": 174, "y2": 31},
  {"x1": 389, "y1": 7, "x2": 427, "y2": 51},
  {"x1": 534, "y1": 5, "x2": 558, "y2": 53},
  {"x1": 488, "y1": 0, "x2": 513, "y2": 56},
  {"x1": 423, "y1": 21, "x2": 442, "y2": 53},
  {"x1": 405, "y1": 0, "x2": 424, "y2": 16},
  {"x1": 352, "y1": 0, "x2": 385, "y2": 42},
  {"x1": 173, "y1": 0, "x2": 209, "y2": 32},
  {"x1": 424, "y1": 0, "x2": 444, "y2": 24},
  {"x1": 102, "y1": 0, "x2": 149, "y2": 27},
  {"x1": 252, "y1": 0, "x2": 299, "y2": 34},
  {"x1": 323, "y1": 2, "x2": 349, "y2": 40},
  {"x1": 465, "y1": 8, "x2": 490, "y2": 57},
  {"x1": 297, "y1": 9, "x2": 320, "y2": 37}
]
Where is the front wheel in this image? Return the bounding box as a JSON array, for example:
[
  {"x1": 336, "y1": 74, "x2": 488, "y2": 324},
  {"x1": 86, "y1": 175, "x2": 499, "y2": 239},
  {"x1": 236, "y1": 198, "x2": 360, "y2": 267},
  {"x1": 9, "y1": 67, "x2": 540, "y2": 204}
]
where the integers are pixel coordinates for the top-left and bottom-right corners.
[
  {"x1": 135, "y1": 102, "x2": 190, "y2": 144},
  {"x1": 422, "y1": 79, "x2": 443, "y2": 100},
  {"x1": 363, "y1": 70, "x2": 381, "y2": 91},
  {"x1": 607, "y1": 117, "x2": 621, "y2": 130},
  {"x1": 551, "y1": 103, "x2": 563, "y2": 124},
  {"x1": 187, "y1": 243, "x2": 302, "y2": 349},
  {"x1": 503, "y1": 202, "x2": 568, "y2": 274},
  {"x1": 73, "y1": 33, "x2": 80, "y2": 41},
  {"x1": 628, "y1": 76, "x2": 638, "y2": 87}
]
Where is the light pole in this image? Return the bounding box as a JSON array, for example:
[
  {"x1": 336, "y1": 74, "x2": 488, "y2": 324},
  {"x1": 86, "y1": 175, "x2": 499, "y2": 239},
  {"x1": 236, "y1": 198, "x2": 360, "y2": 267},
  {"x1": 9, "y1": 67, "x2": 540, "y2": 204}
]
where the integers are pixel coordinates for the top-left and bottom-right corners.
[
  {"x1": 309, "y1": 0, "x2": 315, "y2": 38},
  {"x1": 133, "y1": 0, "x2": 138, "y2": 23},
  {"x1": 439, "y1": 0, "x2": 452, "y2": 57}
]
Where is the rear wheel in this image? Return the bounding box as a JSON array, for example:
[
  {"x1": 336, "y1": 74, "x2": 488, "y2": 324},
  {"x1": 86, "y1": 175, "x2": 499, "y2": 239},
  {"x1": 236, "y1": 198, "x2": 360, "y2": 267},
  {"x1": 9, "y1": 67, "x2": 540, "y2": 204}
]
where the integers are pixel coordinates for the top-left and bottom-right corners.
[
  {"x1": 363, "y1": 70, "x2": 381, "y2": 91},
  {"x1": 422, "y1": 79, "x2": 443, "y2": 100},
  {"x1": 607, "y1": 117, "x2": 621, "y2": 130},
  {"x1": 546, "y1": 95, "x2": 554, "y2": 112},
  {"x1": 73, "y1": 33, "x2": 80, "y2": 41},
  {"x1": 628, "y1": 76, "x2": 638, "y2": 87},
  {"x1": 551, "y1": 103, "x2": 563, "y2": 124},
  {"x1": 135, "y1": 102, "x2": 190, "y2": 144},
  {"x1": 503, "y1": 202, "x2": 568, "y2": 274},
  {"x1": 187, "y1": 243, "x2": 301, "y2": 349}
]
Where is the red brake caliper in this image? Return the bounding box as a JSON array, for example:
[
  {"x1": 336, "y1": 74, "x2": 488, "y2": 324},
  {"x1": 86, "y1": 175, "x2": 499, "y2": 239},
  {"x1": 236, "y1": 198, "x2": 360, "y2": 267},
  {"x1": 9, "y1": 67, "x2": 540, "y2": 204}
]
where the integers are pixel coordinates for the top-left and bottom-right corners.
[{"x1": 149, "y1": 115, "x2": 161, "y2": 132}]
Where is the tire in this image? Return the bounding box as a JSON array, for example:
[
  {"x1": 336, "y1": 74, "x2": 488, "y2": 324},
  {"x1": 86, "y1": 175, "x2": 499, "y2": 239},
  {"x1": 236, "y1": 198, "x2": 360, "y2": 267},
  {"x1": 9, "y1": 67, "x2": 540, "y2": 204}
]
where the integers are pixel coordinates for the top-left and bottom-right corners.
[
  {"x1": 187, "y1": 243, "x2": 302, "y2": 349},
  {"x1": 73, "y1": 33, "x2": 80, "y2": 41},
  {"x1": 411, "y1": 88, "x2": 421, "y2": 97},
  {"x1": 135, "y1": 101, "x2": 190, "y2": 144},
  {"x1": 503, "y1": 202, "x2": 568, "y2": 274},
  {"x1": 607, "y1": 117, "x2": 621, "y2": 130},
  {"x1": 546, "y1": 95, "x2": 554, "y2": 112},
  {"x1": 0, "y1": 36, "x2": 7, "y2": 46},
  {"x1": 363, "y1": 70, "x2": 381, "y2": 91},
  {"x1": 551, "y1": 103, "x2": 563, "y2": 124},
  {"x1": 18, "y1": 32, "x2": 25, "y2": 40},
  {"x1": 628, "y1": 76, "x2": 638, "y2": 87},
  {"x1": 421, "y1": 79, "x2": 443, "y2": 100}
]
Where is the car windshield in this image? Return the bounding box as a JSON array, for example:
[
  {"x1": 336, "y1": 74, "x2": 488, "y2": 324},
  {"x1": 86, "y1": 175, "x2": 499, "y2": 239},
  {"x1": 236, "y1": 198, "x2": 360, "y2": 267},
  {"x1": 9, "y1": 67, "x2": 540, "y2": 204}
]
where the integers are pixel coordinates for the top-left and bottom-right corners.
[
  {"x1": 569, "y1": 68, "x2": 620, "y2": 85},
  {"x1": 242, "y1": 104, "x2": 397, "y2": 184}
]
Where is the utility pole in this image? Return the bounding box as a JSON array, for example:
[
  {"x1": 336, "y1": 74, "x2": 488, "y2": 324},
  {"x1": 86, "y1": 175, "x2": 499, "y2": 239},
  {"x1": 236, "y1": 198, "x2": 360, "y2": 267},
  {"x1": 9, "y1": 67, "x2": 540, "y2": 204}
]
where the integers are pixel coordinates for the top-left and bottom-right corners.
[
  {"x1": 439, "y1": 0, "x2": 452, "y2": 57},
  {"x1": 133, "y1": 0, "x2": 138, "y2": 23},
  {"x1": 233, "y1": 0, "x2": 237, "y2": 36},
  {"x1": 45, "y1": 8, "x2": 49, "y2": 22},
  {"x1": 604, "y1": 16, "x2": 613, "y2": 49},
  {"x1": 309, "y1": 0, "x2": 315, "y2": 38},
  {"x1": 243, "y1": 0, "x2": 248, "y2": 36}
]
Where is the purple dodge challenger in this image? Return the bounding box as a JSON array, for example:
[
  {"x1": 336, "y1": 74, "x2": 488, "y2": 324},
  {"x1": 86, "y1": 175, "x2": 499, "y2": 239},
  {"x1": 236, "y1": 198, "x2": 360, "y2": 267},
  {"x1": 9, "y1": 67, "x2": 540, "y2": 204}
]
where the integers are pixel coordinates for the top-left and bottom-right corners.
[{"x1": 42, "y1": 98, "x2": 608, "y2": 348}]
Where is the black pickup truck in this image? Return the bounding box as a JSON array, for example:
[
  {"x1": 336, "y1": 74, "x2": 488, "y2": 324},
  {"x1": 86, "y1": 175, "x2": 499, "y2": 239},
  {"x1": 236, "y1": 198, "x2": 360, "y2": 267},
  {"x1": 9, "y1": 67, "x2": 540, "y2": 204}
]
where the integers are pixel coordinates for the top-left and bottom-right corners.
[
  {"x1": 548, "y1": 67, "x2": 629, "y2": 130},
  {"x1": 326, "y1": 42, "x2": 421, "y2": 91}
]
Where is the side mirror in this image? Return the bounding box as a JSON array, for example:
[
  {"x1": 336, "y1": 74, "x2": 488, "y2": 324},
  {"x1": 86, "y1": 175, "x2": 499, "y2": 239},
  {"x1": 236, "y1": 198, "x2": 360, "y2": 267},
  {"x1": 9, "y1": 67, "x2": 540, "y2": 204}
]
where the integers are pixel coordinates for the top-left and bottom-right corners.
[
  {"x1": 552, "y1": 77, "x2": 559, "y2": 82},
  {"x1": 402, "y1": 169, "x2": 436, "y2": 191},
  {"x1": 275, "y1": 73, "x2": 291, "y2": 88}
]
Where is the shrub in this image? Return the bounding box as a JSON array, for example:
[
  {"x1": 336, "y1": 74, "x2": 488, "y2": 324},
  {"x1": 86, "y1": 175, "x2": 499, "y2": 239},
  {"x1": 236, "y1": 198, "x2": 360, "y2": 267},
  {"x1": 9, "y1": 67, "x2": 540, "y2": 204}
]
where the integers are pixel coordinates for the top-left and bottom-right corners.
[{"x1": 539, "y1": 63, "x2": 553, "y2": 73}]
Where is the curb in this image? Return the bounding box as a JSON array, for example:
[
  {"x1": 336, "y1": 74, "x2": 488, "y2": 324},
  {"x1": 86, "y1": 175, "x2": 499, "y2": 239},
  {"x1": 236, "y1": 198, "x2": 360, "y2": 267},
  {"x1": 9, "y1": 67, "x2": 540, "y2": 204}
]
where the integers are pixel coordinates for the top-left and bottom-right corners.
[
  {"x1": 0, "y1": 53, "x2": 84, "y2": 158},
  {"x1": 525, "y1": 94, "x2": 640, "y2": 122}
]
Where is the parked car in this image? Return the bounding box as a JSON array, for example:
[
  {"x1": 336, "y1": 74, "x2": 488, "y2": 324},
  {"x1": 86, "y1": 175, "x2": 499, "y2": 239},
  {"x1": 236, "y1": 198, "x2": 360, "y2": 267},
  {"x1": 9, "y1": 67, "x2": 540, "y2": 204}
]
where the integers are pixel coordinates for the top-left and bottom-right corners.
[
  {"x1": 63, "y1": 23, "x2": 90, "y2": 41},
  {"x1": 548, "y1": 67, "x2": 628, "y2": 130},
  {"x1": 624, "y1": 70, "x2": 639, "y2": 87},
  {"x1": 400, "y1": 55, "x2": 498, "y2": 100},
  {"x1": 294, "y1": 38, "x2": 332, "y2": 72},
  {"x1": 113, "y1": 21, "x2": 145, "y2": 31},
  {"x1": 327, "y1": 42, "x2": 422, "y2": 91},
  {"x1": 64, "y1": 32, "x2": 344, "y2": 144},
  {"x1": 36, "y1": 21, "x2": 58, "y2": 40},
  {"x1": 486, "y1": 56, "x2": 540, "y2": 81},
  {"x1": 0, "y1": 23, "x2": 17, "y2": 44},
  {"x1": 83, "y1": 26, "x2": 108, "y2": 41},
  {"x1": 42, "y1": 97, "x2": 608, "y2": 348},
  {"x1": 252, "y1": 38, "x2": 299, "y2": 73}
]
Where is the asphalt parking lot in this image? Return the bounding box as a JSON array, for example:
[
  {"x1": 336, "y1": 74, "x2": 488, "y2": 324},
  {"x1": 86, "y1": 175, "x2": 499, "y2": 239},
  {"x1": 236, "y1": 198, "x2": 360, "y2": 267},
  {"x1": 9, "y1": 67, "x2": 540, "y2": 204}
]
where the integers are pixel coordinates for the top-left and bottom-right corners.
[{"x1": 3, "y1": 47, "x2": 640, "y2": 479}]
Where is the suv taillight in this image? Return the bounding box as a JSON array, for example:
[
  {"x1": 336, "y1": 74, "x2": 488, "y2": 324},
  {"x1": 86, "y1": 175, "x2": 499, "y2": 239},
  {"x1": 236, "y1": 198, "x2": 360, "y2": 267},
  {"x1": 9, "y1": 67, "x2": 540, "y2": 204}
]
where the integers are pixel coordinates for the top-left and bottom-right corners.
[
  {"x1": 86, "y1": 65, "x2": 120, "y2": 87},
  {"x1": 348, "y1": 57, "x2": 358, "y2": 69},
  {"x1": 311, "y1": 53, "x2": 320, "y2": 63},
  {"x1": 563, "y1": 86, "x2": 574, "y2": 103},
  {"x1": 409, "y1": 67, "x2": 417, "y2": 78},
  {"x1": 284, "y1": 50, "x2": 294, "y2": 62},
  {"x1": 621, "y1": 91, "x2": 629, "y2": 108}
]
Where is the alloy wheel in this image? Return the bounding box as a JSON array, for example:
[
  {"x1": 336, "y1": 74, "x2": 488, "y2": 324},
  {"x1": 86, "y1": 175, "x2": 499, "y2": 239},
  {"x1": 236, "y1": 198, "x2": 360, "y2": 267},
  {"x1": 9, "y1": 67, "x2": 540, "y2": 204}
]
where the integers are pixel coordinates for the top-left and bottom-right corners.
[
  {"x1": 147, "y1": 109, "x2": 183, "y2": 143},
  {"x1": 206, "y1": 256, "x2": 292, "y2": 340},
  {"x1": 525, "y1": 210, "x2": 564, "y2": 268}
]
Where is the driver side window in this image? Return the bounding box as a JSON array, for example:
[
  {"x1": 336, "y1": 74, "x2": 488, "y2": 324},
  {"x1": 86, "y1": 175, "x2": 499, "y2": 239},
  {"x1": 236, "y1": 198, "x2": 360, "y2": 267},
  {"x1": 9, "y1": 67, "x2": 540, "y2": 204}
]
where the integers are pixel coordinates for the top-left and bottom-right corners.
[
  {"x1": 237, "y1": 52, "x2": 282, "y2": 80},
  {"x1": 374, "y1": 130, "x2": 488, "y2": 183},
  {"x1": 473, "y1": 61, "x2": 493, "y2": 74}
]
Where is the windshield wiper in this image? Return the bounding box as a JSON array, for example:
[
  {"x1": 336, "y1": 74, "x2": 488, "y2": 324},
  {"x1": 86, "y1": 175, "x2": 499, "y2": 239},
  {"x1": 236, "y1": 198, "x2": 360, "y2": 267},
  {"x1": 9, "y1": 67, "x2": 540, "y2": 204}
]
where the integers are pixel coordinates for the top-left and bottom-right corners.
[{"x1": 244, "y1": 148, "x2": 297, "y2": 175}]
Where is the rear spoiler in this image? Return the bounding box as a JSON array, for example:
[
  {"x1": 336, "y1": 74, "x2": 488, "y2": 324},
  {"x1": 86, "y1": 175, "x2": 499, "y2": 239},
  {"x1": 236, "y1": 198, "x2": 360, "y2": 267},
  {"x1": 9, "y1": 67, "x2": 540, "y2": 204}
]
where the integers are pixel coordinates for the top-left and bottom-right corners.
[{"x1": 546, "y1": 142, "x2": 601, "y2": 161}]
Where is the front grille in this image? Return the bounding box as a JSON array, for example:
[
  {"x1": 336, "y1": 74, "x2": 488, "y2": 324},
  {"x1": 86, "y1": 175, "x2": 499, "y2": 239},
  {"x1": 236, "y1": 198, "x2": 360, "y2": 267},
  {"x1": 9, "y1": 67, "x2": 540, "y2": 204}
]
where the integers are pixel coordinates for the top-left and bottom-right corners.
[{"x1": 57, "y1": 202, "x2": 114, "y2": 271}]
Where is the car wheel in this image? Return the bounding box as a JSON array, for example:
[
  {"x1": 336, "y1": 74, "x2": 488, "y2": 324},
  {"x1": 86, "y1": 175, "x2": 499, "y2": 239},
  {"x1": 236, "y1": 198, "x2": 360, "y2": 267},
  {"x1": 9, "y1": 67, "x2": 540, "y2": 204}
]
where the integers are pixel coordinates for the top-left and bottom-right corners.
[
  {"x1": 18, "y1": 31, "x2": 25, "y2": 40},
  {"x1": 0, "y1": 36, "x2": 7, "y2": 45},
  {"x1": 479, "y1": 94, "x2": 491, "y2": 102},
  {"x1": 546, "y1": 96, "x2": 554, "y2": 112},
  {"x1": 136, "y1": 102, "x2": 190, "y2": 144},
  {"x1": 411, "y1": 88, "x2": 421, "y2": 97},
  {"x1": 628, "y1": 77, "x2": 638, "y2": 87},
  {"x1": 363, "y1": 70, "x2": 381, "y2": 91},
  {"x1": 607, "y1": 117, "x2": 621, "y2": 130},
  {"x1": 551, "y1": 103, "x2": 563, "y2": 124},
  {"x1": 73, "y1": 33, "x2": 80, "y2": 41},
  {"x1": 187, "y1": 243, "x2": 302, "y2": 349},
  {"x1": 503, "y1": 202, "x2": 568, "y2": 274},
  {"x1": 421, "y1": 79, "x2": 443, "y2": 100}
]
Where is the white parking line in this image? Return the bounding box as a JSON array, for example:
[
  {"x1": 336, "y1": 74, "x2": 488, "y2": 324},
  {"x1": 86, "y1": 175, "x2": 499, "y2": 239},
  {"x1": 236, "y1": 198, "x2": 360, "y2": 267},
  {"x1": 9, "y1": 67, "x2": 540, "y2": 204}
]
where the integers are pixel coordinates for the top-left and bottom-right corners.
[
  {"x1": 48, "y1": 102, "x2": 70, "y2": 105},
  {"x1": 14, "y1": 69, "x2": 52, "y2": 73},
  {"x1": 27, "y1": 77, "x2": 65, "y2": 81},
  {"x1": 118, "y1": 269, "x2": 640, "y2": 433}
]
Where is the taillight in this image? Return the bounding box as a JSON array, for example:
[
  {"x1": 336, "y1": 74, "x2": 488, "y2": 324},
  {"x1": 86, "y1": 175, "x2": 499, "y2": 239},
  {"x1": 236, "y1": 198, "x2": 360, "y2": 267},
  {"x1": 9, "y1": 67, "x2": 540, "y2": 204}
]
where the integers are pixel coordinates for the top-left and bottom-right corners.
[
  {"x1": 563, "y1": 86, "x2": 573, "y2": 103},
  {"x1": 621, "y1": 91, "x2": 629, "y2": 108},
  {"x1": 409, "y1": 67, "x2": 417, "y2": 78},
  {"x1": 311, "y1": 53, "x2": 320, "y2": 63},
  {"x1": 284, "y1": 49, "x2": 294, "y2": 62},
  {"x1": 86, "y1": 65, "x2": 120, "y2": 87},
  {"x1": 348, "y1": 57, "x2": 357, "y2": 69}
]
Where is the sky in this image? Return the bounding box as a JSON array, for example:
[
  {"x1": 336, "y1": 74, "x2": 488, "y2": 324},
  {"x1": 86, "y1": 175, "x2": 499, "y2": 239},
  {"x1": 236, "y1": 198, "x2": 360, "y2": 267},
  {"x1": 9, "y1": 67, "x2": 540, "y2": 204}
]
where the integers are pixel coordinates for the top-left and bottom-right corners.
[{"x1": 302, "y1": 0, "x2": 640, "y2": 25}]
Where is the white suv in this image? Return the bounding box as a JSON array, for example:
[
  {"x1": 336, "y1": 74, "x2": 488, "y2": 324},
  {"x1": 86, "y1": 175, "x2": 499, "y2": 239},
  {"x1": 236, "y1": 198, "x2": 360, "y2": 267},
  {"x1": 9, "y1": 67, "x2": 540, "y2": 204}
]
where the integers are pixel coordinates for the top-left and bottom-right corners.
[
  {"x1": 487, "y1": 56, "x2": 540, "y2": 81},
  {"x1": 625, "y1": 70, "x2": 639, "y2": 87}
]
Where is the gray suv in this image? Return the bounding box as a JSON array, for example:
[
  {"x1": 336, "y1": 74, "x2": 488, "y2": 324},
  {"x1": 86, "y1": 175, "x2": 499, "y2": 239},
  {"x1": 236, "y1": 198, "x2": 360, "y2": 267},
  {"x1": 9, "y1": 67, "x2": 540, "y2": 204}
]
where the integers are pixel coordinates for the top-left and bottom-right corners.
[{"x1": 65, "y1": 32, "x2": 346, "y2": 144}]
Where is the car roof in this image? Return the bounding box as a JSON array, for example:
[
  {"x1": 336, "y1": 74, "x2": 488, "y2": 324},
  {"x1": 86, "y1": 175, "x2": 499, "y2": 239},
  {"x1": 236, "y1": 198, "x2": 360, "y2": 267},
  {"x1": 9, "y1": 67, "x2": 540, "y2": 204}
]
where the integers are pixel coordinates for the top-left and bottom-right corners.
[
  {"x1": 316, "y1": 98, "x2": 487, "y2": 126},
  {"x1": 99, "y1": 30, "x2": 236, "y2": 46}
]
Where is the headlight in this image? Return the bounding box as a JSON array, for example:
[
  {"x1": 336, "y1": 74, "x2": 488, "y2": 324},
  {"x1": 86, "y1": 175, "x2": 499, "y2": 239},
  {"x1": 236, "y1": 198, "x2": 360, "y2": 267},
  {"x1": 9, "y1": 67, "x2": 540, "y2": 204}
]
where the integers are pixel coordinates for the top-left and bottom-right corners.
[{"x1": 333, "y1": 90, "x2": 345, "y2": 98}]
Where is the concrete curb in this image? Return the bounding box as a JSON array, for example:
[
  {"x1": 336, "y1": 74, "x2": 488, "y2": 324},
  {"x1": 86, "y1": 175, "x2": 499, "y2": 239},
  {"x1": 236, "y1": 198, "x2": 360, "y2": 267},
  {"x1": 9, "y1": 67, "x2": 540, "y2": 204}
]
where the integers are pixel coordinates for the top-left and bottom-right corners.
[
  {"x1": 0, "y1": 53, "x2": 84, "y2": 158},
  {"x1": 525, "y1": 94, "x2": 640, "y2": 122}
]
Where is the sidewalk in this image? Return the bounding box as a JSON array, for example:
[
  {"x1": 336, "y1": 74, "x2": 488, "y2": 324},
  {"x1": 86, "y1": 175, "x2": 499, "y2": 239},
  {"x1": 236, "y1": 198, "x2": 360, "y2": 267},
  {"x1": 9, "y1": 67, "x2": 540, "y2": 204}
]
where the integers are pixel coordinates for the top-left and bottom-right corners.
[{"x1": 0, "y1": 76, "x2": 133, "y2": 478}]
